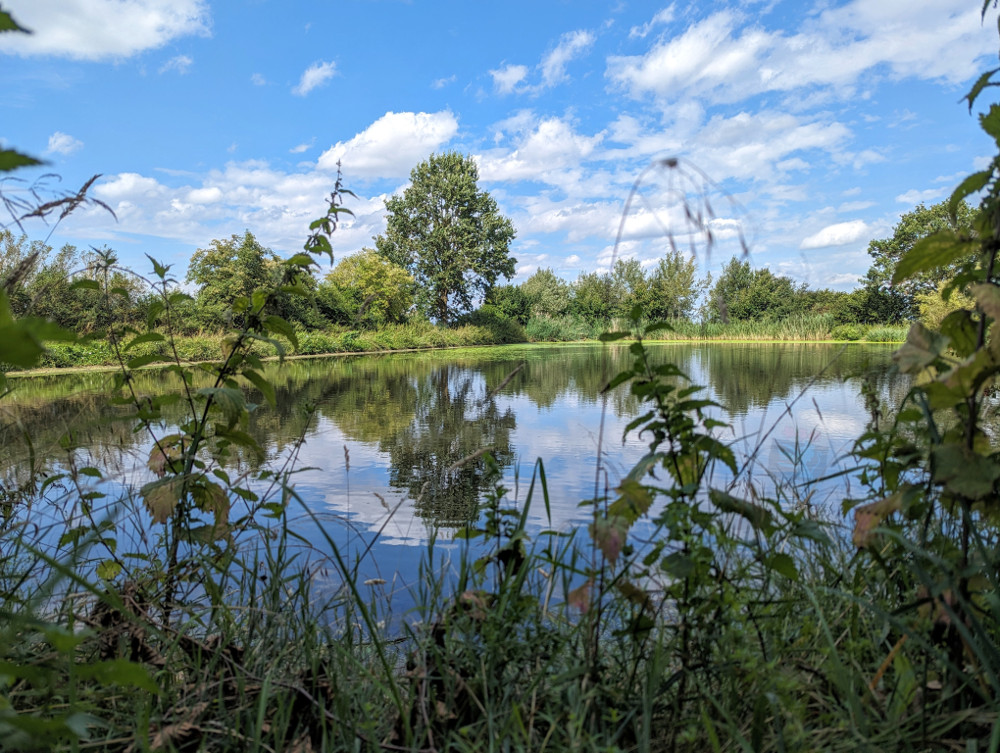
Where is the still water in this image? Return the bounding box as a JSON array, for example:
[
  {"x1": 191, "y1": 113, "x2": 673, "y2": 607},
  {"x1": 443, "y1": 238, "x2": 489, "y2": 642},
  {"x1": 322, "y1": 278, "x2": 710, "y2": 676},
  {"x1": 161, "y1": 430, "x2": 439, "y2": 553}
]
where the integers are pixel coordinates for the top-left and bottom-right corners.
[{"x1": 2, "y1": 342, "x2": 900, "y2": 580}]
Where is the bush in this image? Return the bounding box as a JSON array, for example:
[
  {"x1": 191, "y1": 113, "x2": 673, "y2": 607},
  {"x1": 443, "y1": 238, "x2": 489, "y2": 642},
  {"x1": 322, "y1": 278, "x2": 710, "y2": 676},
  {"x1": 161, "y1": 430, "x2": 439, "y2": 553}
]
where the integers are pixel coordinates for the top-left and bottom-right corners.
[{"x1": 831, "y1": 323, "x2": 866, "y2": 341}]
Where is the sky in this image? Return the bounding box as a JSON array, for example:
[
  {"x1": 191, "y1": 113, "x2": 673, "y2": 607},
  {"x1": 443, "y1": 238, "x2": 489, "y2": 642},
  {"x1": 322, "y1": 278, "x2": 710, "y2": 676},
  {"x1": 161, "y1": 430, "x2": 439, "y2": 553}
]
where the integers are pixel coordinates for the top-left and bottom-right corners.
[{"x1": 1, "y1": 0, "x2": 998, "y2": 292}]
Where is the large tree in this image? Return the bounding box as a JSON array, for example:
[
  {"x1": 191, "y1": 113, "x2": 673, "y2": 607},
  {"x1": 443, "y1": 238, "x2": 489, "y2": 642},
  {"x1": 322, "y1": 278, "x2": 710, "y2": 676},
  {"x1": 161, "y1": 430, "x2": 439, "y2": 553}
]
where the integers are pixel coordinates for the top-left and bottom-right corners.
[
  {"x1": 318, "y1": 248, "x2": 415, "y2": 326},
  {"x1": 186, "y1": 231, "x2": 279, "y2": 328},
  {"x1": 375, "y1": 152, "x2": 516, "y2": 324},
  {"x1": 647, "y1": 249, "x2": 706, "y2": 320},
  {"x1": 862, "y1": 199, "x2": 979, "y2": 321}
]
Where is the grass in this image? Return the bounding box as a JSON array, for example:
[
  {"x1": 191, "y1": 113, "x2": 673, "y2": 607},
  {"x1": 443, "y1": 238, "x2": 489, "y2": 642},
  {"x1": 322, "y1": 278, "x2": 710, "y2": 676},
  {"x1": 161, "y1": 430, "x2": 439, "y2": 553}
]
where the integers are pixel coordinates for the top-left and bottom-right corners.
[{"x1": 22, "y1": 314, "x2": 908, "y2": 373}]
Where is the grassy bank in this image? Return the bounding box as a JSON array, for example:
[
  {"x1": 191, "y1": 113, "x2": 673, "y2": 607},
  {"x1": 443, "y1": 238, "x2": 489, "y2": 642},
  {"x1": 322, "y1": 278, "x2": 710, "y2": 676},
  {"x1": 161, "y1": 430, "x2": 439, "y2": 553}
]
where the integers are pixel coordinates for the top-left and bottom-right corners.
[{"x1": 25, "y1": 314, "x2": 906, "y2": 372}]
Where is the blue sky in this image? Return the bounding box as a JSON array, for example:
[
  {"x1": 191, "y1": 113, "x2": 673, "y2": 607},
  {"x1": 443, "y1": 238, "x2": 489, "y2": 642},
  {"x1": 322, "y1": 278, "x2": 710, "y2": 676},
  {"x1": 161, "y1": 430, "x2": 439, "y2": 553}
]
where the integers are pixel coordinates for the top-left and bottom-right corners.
[{"x1": 2, "y1": 0, "x2": 997, "y2": 291}]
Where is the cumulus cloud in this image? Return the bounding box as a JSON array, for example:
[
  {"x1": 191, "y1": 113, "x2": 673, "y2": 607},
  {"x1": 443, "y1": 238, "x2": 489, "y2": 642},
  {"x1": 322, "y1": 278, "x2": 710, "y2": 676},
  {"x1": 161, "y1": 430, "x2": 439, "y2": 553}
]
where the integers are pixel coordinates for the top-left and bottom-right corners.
[
  {"x1": 317, "y1": 111, "x2": 459, "y2": 179},
  {"x1": 896, "y1": 187, "x2": 948, "y2": 204},
  {"x1": 607, "y1": 1, "x2": 993, "y2": 105},
  {"x1": 490, "y1": 63, "x2": 529, "y2": 94},
  {"x1": 630, "y1": 7, "x2": 675, "y2": 39},
  {"x1": 540, "y1": 30, "x2": 595, "y2": 88},
  {"x1": 292, "y1": 61, "x2": 337, "y2": 96},
  {"x1": 477, "y1": 116, "x2": 603, "y2": 185},
  {"x1": 800, "y1": 220, "x2": 870, "y2": 249},
  {"x1": 0, "y1": 0, "x2": 210, "y2": 60},
  {"x1": 159, "y1": 54, "x2": 192, "y2": 74},
  {"x1": 46, "y1": 131, "x2": 83, "y2": 156},
  {"x1": 78, "y1": 163, "x2": 389, "y2": 259}
]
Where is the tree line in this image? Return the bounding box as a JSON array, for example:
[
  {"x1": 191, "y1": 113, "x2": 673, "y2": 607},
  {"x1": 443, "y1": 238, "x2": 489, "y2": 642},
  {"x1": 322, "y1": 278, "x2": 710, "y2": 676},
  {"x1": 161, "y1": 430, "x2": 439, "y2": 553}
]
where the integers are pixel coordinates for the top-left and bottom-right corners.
[{"x1": 0, "y1": 150, "x2": 977, "y2": 339}]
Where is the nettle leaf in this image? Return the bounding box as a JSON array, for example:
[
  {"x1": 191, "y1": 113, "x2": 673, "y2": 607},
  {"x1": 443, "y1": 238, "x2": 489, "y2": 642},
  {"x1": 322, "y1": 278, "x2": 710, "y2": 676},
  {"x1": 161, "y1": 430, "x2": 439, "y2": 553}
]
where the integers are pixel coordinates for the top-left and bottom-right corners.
[
  {"x1": 76, "y1": 660, "x2": 160, "y2": 693},
  {"x1": 589, "y1": 515, "x2": 630, "y2": 564},
  {"x1": 709, "y1": 489, "x2": 774, "y2": 533},
  {"x1": 940, "y1": 309, "x2": 979, "y2": 358},
  {"x1": 608, "y1": 479, "x2": 654, "y2": 524},
  {"x1": 140, "y1": 478, "x2": 184, "y2": 524},
  {"x1": 598, "y1": 331, "x2": 630, "y2": 342},
  {"x1": 981, "y1": 104, "x2": 1000, "y2": 143},
  {"x1": 762, "y1": 552, "x2": 798, "y2": 581},
  {"x1": 567, "y1": 579, "x2": 593, "y2": 613},
  {"x1": 147, "y1": 435, "x2": 184, "y2": 478},
  {"x1": 943, "y1": 349, "x2": 1000, "y2": 399},
  {"x1": 0, "y1": 148, "x2": 43, "y2": 172},
  {"x1": 893, "y1": 322, "x2": 949, "y2": 374},
  {"x1": 241, "y1": 368, "x2": 276, "y2": 407},
  {"x1": 852, "y1": 493, "x2": 903, "y2": 549},
  {"x1": 932, "y1": 444, "x2": 1000, "y2": 500},
  {"x1": 124, "y1": 332, "x2": 165, "y2": 351},
  {"x1": 96, "y1": 560, "x2": 122, "y2": 580},
  {"x1": 892, "y1": 231, "x2": 978, "y2": 285},
  {"x1": 263, "y1": 315, "x2": 298, "y2": 350},
  {"x1": 951, "y1": 170, "x2": 992, "y2": 212},
  {"x1": 196, "y1": 387, "x2": 247, "y2": 426}
]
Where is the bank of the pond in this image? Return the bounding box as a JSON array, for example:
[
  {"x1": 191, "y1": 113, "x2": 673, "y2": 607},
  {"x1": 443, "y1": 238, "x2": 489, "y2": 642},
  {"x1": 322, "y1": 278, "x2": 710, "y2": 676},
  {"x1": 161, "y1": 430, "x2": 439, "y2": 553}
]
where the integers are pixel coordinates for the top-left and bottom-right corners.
[{"x1": 10, "y1": 319, "x2": 907, "y2": 376}]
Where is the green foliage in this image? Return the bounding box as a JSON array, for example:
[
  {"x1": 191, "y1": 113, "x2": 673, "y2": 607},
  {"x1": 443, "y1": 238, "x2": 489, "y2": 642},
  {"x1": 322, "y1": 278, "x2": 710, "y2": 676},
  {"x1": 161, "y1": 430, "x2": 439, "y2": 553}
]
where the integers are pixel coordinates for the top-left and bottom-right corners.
[
  {"x1": 863, "y1": 199, "x2": 979, "y2": 320},
  {"x1": 186, "y1": 231, "x2": 281, "y2": 328},
  {"x1": 484, "y1": 283, "x2": 531, "y2": 324},
  {"x1": 375, "y1": 152, "x2": 516, "y2": 324},
  {"x1": 319, "y1": 248, "x2": 415, "y2": 326},
  {"x1": 520, "y1": 267, "x2": 571, "y2": 318},
  {"x1": 647, "y1": 249, "x2": 706, "y2": 320},
  {"x1": 708, "y1": 255, "x2": 809, "y2": 322}
]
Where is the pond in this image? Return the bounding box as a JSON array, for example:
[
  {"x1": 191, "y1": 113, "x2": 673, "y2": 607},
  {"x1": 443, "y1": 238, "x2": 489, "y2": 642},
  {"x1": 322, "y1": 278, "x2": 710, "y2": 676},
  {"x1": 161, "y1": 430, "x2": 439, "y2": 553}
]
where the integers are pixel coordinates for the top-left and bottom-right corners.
[{"x1": 1, "y1": 341, "x2": 901, "y2": 594}]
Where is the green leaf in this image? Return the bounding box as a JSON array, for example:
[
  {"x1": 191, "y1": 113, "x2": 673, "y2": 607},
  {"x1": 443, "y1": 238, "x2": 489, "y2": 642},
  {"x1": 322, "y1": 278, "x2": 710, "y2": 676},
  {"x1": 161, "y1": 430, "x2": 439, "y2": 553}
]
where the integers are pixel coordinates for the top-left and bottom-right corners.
[
  {"x1": 644, "y1": 320, "x2": 674, "y2": 335},
  {"x1": 76, "y1": 660, "x2": 160, "y2": 693},
  {"x1": 70, "y1": 278, "x2": 101, "y2": 291},
  {"x1": 126, "y1": 353, "x2": 164, "y2": 369},
  {"x1": 892, "y1": 231, "x2": 978, "y2": 285},
  {"x1": 762, "y1": 552, "x2": 798, "y2": 580},
  {"x1": 263, "y1": 315, "x2": 298, "y2": 350},
  {"x1": 893, "y1": 322, "x2": 949, "y2": 373},
  {"x1": 0, "y1": 148, "x2": 42, "y2": 172},
  {"x1": 932, "y1": 444, "x2": 1000, "y2": 500},
  {"x1": 709, "y1": 489, "x2": 774, "y2": 533},
  {"x1": 196, "y1": 387, "x2": 247, "y2": 426},
  {"x1": 241, "y1": 368, "x2": 276, "y2": 407},
  {"x1": 982, "y1": 104, "x2": 1000, "y2": 143},
  {"x1": 96, "y1": 560, "x2": 121, "y2": 580},
  {"x1": 950, "y1": 170, "x2": 992, "y2": 214},
  {"x1": 608, "y1": 479, "x2": 654, "y2": 523},
  {"x1": 0, "y1": 10, "x2": 30, "y2": 33},
  {"x1": 124, "y1": 332, "x2": 165, "y2": 351},
  {"x1": 964, "y1": 66, "x2": 1000, "y2": 111},
  {"x1": 598, "y1": 331, "x2": 630, "y2": 342}
]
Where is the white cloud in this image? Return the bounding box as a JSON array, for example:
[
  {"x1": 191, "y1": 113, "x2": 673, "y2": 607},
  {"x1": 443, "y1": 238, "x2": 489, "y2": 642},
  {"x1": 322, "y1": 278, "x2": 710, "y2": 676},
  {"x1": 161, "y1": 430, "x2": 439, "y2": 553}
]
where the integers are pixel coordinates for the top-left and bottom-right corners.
[
  {"x1": 1, "y1": 0, "x2": 210, "y2": 60},
  {"x1": 800, "y1": 220, "x2": 870, "y2": 249},
  {"x1": 159, "y1": 54, "x2": 192, "y2": 74},
  {"x1": 838, "y1": 200, "x2": 876, "y2": 212},
  {"x1": 540, "y1": 30, "x2": 595, "y2": 88},
  {"x1": 490, "y1": 64, "x2": 528, "y2": 94},
  {"x1": 45, "y1": 131, "x2": 82, "y2": 156},
  {"x1": 317, "y1": 111, "x2": 459, "y2": 179},
  {"x1": 477, "y1": 116, "x2": 603, "y2": 185},
  {"x1": 292, "y1": 61, "x2": 337, "y2": 96},
  {"x1": 606, "y1": 1, "x2": 993, "y2": 105},
  {"x1": 431, "y1": 74, "x2": 456, "y2": 89},
  {"x1": 250, "y1": 73, "x2": 266, "y2": 86},
  {"x1": 896, "y1": 187, "x2": 947, "y2": 204},
  {"x1": 629, "y1": 7, "x2": 675, "y2": 39},
  {"x1": 185, "y1": 187, "x2": 222, "y2": 204},
  {"x1": 289, "y1": 141, "x2": 313, "y2": 154},
  {"x1": 93, "y1": 172, "x2": 166, "y2": 201}
]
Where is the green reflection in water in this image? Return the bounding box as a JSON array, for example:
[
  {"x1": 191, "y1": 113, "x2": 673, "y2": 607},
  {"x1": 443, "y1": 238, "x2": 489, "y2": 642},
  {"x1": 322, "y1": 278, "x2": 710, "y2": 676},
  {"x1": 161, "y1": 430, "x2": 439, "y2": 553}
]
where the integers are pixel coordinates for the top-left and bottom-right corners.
[{"x1": 1, "y1": 343, "x2": 898, "y2": 528}]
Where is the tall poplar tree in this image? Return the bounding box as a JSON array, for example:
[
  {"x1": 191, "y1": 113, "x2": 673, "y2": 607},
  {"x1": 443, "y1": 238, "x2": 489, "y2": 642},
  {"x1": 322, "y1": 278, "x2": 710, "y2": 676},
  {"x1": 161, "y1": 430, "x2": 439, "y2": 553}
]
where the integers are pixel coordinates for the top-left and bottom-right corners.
[{"x1": 375, "y1": 152, "x2": 516, "y2": 324}]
